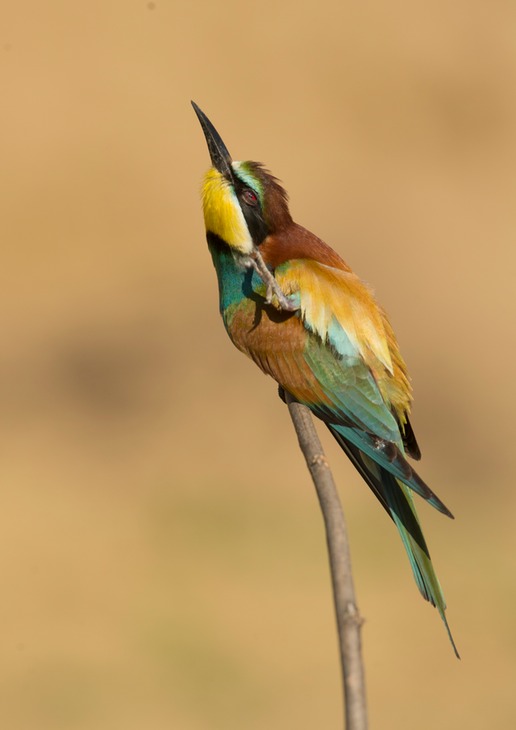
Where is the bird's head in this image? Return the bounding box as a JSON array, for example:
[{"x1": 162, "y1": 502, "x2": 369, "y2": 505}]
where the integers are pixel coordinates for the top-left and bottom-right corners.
[{"x1": 192, "y1": 102, "x2": 292, "y2": 255}]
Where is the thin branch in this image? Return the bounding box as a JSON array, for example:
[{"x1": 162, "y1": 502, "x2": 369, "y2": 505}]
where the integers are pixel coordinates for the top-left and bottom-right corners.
[{"x1": 285, "y1": 394, "x2": 368, "y2": 730}]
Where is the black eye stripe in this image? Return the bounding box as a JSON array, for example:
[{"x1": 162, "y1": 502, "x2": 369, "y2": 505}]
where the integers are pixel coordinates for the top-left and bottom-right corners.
[{"x1": 232, "y1": 173, "x2": 268, "y2": 244}]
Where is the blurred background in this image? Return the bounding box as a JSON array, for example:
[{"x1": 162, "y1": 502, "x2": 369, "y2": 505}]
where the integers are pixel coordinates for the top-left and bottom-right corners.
[{"x1": 1, "y1": 1, "x2": 515, "y2": 728}]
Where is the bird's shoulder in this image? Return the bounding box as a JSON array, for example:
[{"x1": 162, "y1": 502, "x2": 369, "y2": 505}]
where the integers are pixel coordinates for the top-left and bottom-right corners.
[{"x1": 260, "y1": 223, "x2": 351, "y2": 272}]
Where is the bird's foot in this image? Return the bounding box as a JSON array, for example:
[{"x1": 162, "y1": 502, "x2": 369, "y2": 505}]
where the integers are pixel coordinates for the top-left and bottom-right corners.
[{"x1": 247, "y1": 249, "x2": 299, "y2": 313}]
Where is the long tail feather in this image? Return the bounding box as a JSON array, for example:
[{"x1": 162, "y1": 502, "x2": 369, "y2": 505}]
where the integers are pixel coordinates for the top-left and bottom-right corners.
[
  {"x1": 328, "y1": 425, "x2": 460, "y2": 658},
  {"x1": 329, "y1": 423, "x2": 454, "y2": 518}
]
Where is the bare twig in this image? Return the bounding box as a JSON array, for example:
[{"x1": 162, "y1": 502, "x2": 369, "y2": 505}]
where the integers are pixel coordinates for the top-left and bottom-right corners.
[{"x1": 285, "y1": 394, "x2": 368, "y2": 730}]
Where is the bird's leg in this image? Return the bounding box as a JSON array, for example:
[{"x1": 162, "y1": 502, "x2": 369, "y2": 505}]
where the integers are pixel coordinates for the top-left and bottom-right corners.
[{"x1": 246, "y1": 249, "x2": 299, "y2": 313}]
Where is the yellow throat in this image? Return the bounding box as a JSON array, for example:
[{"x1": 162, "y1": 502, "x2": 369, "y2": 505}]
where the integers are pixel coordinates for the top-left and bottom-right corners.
[{"x1": 201, "y1": 167, "x2": 253, "y2": 254}]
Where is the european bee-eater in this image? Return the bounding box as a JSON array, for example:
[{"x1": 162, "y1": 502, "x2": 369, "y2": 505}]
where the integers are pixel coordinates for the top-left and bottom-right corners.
[{"x1": 192, "y1": 101, "x2": 458, "y2": 657}]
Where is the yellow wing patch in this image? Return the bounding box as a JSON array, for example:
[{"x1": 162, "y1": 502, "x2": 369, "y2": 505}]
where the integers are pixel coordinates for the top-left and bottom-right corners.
[{"x1": 276, "y1": 259, "x2": 413, "y2": 419}]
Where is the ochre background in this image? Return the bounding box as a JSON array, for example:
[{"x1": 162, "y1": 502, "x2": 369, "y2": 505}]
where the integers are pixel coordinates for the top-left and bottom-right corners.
[{"x1": 2, "y1": 2, "x2": 515, "y2": 728}]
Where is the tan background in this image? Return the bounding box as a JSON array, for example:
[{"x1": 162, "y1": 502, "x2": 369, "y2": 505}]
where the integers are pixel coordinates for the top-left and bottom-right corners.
[{"x1": 1, "y1": 1, "x2": 515, "y2": 728}]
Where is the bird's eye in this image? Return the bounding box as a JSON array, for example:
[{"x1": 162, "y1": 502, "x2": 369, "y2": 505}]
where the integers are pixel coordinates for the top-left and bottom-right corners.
[{"x1": 241, "y1": 188, "x2": 258, "y2": 206}]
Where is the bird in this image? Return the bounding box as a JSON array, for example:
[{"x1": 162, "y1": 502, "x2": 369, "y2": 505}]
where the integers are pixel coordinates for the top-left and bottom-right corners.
[{"x1": 191, "y1": 101, "x2": 458, "y2": 657}]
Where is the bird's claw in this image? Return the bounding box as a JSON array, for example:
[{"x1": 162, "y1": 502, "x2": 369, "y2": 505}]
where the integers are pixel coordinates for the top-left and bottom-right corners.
[{"x1": 247, "y1": 249, "x2": 299, "y2": 313}]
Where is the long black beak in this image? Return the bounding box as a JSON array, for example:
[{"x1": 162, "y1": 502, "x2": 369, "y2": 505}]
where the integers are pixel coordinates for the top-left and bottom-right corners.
[{"x1": 191, "y1": 101, "x2": 233, "y2": 181}]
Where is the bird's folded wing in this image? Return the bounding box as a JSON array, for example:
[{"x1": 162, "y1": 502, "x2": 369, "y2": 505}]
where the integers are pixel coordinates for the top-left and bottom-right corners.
[
  {"x1": 269, "y1": 259, "x2": 411, "y2": 437},
  {"x1": 276, "y1": 258, "x2": 394, "y2": 370}
]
